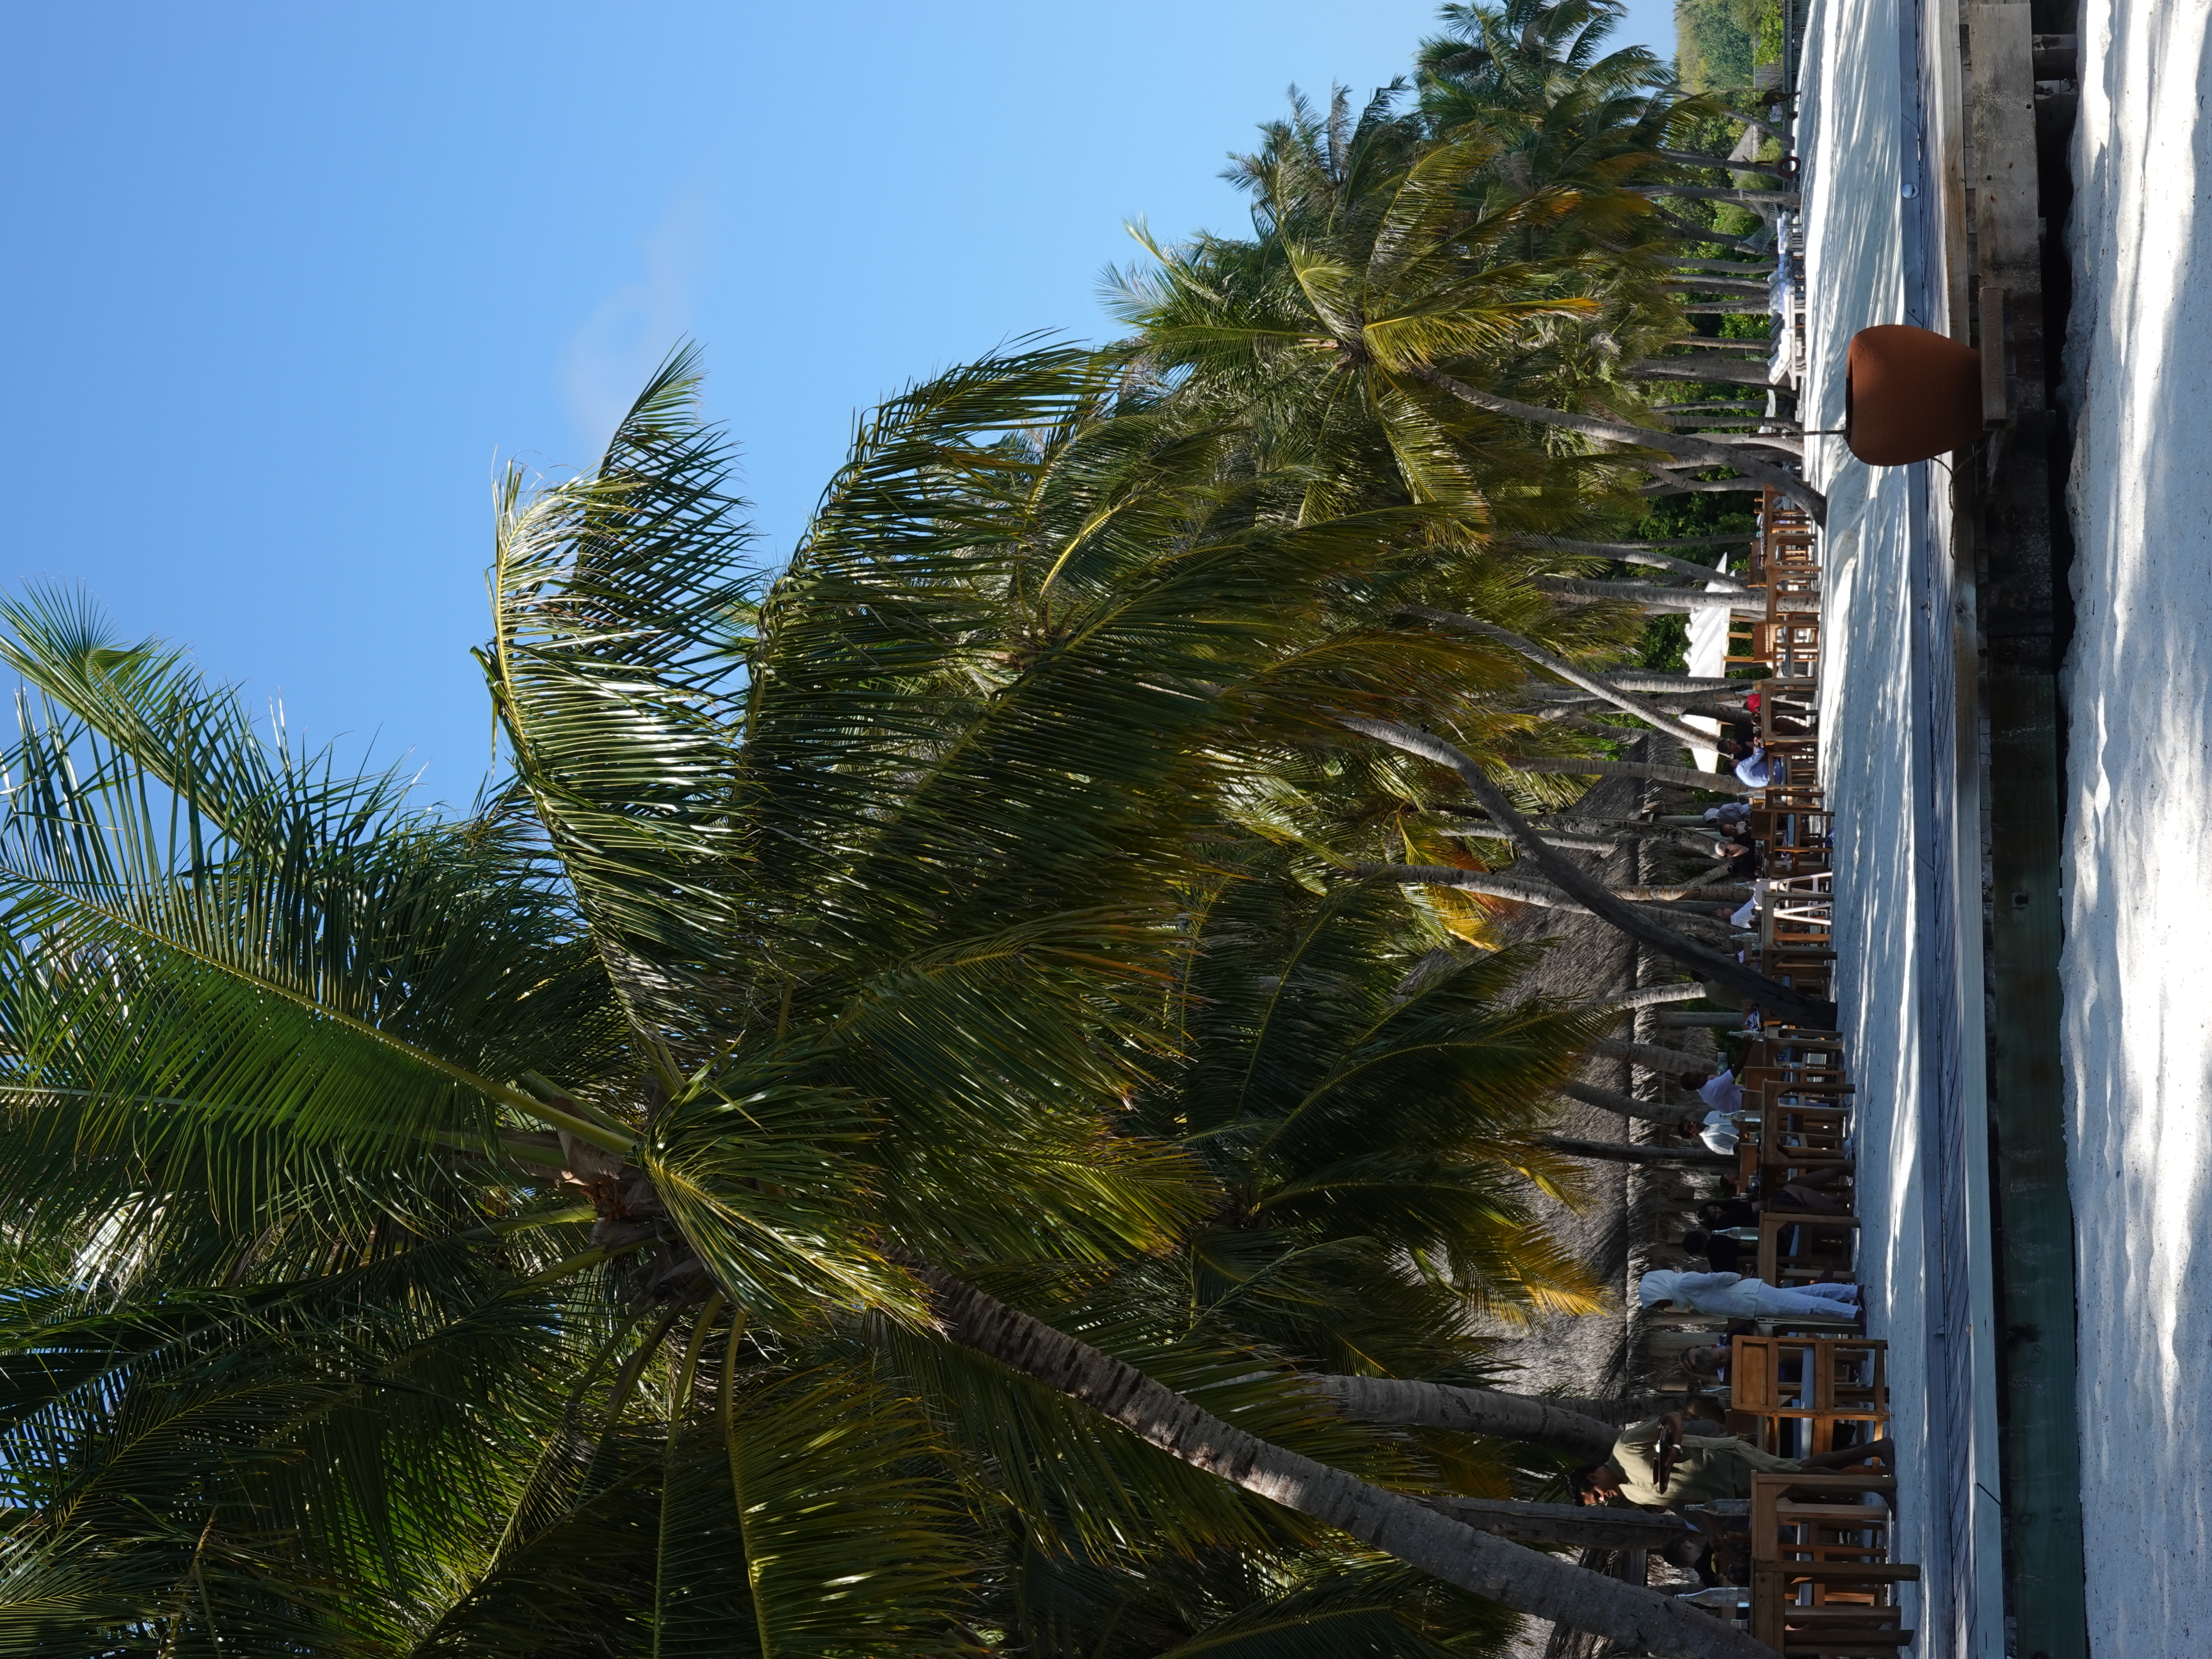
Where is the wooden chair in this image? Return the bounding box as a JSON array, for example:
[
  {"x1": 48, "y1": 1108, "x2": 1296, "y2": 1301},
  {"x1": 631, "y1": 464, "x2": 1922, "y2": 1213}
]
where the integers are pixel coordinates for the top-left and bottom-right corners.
[
  {"x1": 1762, "y1": 872, "x2": 1835, "y2": 920},
  {"x1": 1755, "y1": 1210, "x2": 1861, "y2": 1287},
  {"x1": 1751, "y1": 1021, "x2": 1846, "y2": 1043},
  {"x1": 1762, "y1": 897, "x2": 1834, "y2": 958},
  {"x1": 1765, "y1": 845, "x2": 1834, "y2": 880},
  {"x1": 1727, "y1": 611, "x2": 1815, "y2": 678},
  {"x1": 1727, "y1": 1337, "x2": 1887, "y2": 1458},
  {"x1": 1752, "y1": 1563, "x2": 1918, "y2": 1654},
  {"x1": 1742, "y1": 1030, "x2": 1846, "y2": 1070},
  {"x1": 1750, "y1": 1091, "x2": 1853, "y2": 1138},
  {"x1": 1763, "y1": 578, "x2": 1822, "y2": 615},
  {"x1": 1767, "y1": 617, "x2": 1821, "y2": 680},
  {"x1": 1754, "y1": 963, "x2": 1836, "y2": 1007},
  {"x1": 1752, "y1": 1470, "x2": 1895, "y2": 1566},
  {"x1": 1739, "y1": 1041, "x2": 1852, "y2": 1093},
  {"x1": 1756, "y1": 804, "x2": 1833, "y2": 878},
  {"x1": 1758, "y1": 687, "x2": 1820, "y2": 750},
  {"x1": 1755, "y1": 490, "x2": 1821, "y2": 579},
  {"x1": 1745, "y1": 885, "x2": 1838, "y2": 946},
  {"x1": 1746, "y1": 1101, "x2": 1854, "y2": 1186},
  {"x1": 1751, "y1": 800, "x2": 1832, "y2": 836},
  {"x1": 1749, "y1": 1471, "x2": 1916, "y2": 1655},
  {"x1": 1741, "y1": 1068, "x2": 1855, "y2": 1111}
]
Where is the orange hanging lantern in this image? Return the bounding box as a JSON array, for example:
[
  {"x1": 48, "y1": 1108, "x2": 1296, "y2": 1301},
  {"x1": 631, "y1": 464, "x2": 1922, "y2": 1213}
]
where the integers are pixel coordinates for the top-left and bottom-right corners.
[{"x1": 1845, "y1": 325, "x2": 1985, "y2": 465}]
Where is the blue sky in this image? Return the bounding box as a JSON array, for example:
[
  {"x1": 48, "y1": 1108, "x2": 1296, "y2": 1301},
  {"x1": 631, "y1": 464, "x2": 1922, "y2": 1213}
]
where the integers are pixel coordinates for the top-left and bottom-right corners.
[{"x1": 0, "y1": 0, "x2": 1673, "y2": 805}]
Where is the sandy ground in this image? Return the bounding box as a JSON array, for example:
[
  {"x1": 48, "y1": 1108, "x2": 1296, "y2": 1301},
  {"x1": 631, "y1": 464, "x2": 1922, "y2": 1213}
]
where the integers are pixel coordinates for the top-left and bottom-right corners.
[{"x1": 2061, "y1": 4, "x2": 2212, "y2": 1650}]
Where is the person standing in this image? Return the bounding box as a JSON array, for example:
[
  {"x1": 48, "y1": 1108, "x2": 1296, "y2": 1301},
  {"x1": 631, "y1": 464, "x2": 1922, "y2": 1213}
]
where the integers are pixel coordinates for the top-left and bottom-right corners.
[{"x1": 1573, "y1": 1411, "x2": 1892, "y2": 1509}]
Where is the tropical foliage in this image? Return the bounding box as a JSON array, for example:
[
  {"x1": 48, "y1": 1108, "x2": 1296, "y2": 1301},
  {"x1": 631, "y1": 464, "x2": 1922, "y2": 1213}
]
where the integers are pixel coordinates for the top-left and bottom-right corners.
[{"x1": 0, "y1": 4, "x2": 1800, "y2": 1655}]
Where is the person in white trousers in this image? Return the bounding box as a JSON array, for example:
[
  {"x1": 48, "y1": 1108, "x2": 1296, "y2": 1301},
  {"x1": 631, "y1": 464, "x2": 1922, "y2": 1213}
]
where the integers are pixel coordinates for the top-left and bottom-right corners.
[{"x1": 1637, "y1": 1268, "x2": 1860, "y2": 1322}]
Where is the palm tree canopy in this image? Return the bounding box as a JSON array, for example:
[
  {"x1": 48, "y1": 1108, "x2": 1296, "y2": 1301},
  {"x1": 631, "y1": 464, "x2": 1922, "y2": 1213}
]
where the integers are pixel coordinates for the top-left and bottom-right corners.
[{"x1": 0, "y1": 347, "x2": 1700, "y2": 1658}]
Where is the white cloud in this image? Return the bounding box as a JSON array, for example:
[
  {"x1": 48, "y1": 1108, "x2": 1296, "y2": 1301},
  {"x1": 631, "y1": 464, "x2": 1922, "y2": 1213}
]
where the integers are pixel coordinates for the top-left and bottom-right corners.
[{"x1": 560, "y1": 186, "x2": 708, "y2": 457}]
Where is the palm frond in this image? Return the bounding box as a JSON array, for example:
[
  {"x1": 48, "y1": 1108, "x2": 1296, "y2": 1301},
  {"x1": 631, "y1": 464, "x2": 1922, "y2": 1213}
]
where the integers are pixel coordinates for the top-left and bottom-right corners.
[{"x1": 483, "y1": 343, "x2": 756, "y2": 1056}]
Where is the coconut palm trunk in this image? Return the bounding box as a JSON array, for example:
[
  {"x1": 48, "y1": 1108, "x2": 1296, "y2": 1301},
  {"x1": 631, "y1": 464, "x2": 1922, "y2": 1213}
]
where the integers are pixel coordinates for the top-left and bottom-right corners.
[
  {"x1": 1658, "y1": 275, "x2": 1775, "y2": 294},
  {"x1": 1310, "y1": 1376, "x2": 1619, "y2": 1459},
  {"x1": 1634, "y1": 185, "x2": 1800, "y2": 208},
  {"x1": 1580, "y1": 981, "x2": 1714, "y2": 1013},
  {"x1": 1511, "y1": 539, "x2": 1756, "y2": 588},
  {"x1": 1644, "y1": 478, "x2": 1774, "y2": 498},
  {"x1": 924, "y1": 1270, "x2": 1769, "y2": 1659},
  {"x1": 1407, "y1": 608, "x2": 1715, "y2": 748},
  {"x1": 1591, "y1": 1037, "x2": 1715, "y2": 1077},
  {"x1": 1363, "y1": 868, "x2": 1738, "y2": 949},
  {"x1": 1439, "y1": 808, "x2": 1727, "y2": 849},
  {"x1": 1340, "y1": 719, "x2": 1836, "y2": 1026},
  {"x1": 1599, "y1": 670, "x2": 1749, "y2": 694},
  {"x1": 1561, "y1": 1081, "x2": 1704, "y2": 1128},
  {"x1": 1541, "y1": 1134, "x2": 1734, "y2": 1170},
  {"x1": 1405, "y1": 366, "x2": 1826, "y2": 524},
  {"x1": 1630, "y1": 358, "x2": 1776, "y2": 388},
  {"x1": 1429, "y1": 1498, "x2": 1696, "y2": 1551},
  {"x1": 1508, "y1": 756, "x2": 1742, "y2": 794},
  {"x1": 1529, "y1": 579, "x2": 1765, "y2": 613},
  {"x1": 1654, "y1": 210, "x2": 1774, "y2": 252}
]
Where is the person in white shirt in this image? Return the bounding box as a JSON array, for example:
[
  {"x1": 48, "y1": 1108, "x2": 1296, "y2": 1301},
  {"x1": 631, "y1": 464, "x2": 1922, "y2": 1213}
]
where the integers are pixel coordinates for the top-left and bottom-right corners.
[
  {"x1": 1637, "y1": 1269, "x2": 1860, "y2": 1322},
  {"x1": 1726, "y1": 879, "x2": 1769, "y2": 931},
  {"x1": 1676, "y1": 1068, "x2": 1744, "y2": 1154}
]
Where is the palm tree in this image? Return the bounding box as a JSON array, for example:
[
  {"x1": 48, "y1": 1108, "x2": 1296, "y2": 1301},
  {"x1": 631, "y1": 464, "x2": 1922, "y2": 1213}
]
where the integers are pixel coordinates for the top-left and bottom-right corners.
[
  {"x1": 0, "y1": 352, "x2": 1770, "y2": 1659},
  {"x1": 1117, "y1": 3, "x2": 1817, "y2": 529},
  {"x1": 1131, "y1": 858, "x2": 1609, "y2": 1366}
]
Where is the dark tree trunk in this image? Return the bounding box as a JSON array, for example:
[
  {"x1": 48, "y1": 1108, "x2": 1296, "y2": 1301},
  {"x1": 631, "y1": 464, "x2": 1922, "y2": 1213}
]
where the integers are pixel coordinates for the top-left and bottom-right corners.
[
  {"x1": 1407, "y1": 367, "x2": 1824, "y2": 524},
  {"x1": 1634, "y1": 184, "x2": 1800, "y2": 207},
  {"x1": 1406, "y1": 607, "x2": 1715, "y2": 747},
  {"x1": 1540, "y1": 1135, "x2": 1733, "y2": 1171},
  {"x1": 1508, "y1": 757, "x2": 1742, "y2": 794},
  {"x1": 1529, "y1": 578, "x2": 1764, "y2": 614},
  {"x1": 1561, "y1": 1081, "x2": 1703, "y2": 1129},
  {"x1": 922, "y1": 1272, "x2": 1770, "y2": 1659},
  {"x1": 1629, "y1": 359, "x2": 1775, "y2": 388},
  {"x1": 1339, "y1": 719, "x2": 1837, "y2": 1026},
  {"x1": 1428, "y1": 1498, "x2": 1695, "y2": 1551},
  {"x1": 1312, "y1": 1375, "x2": 1620, "y2": 1459},
  {"x1": 1591, "y1": 1037, "x2": 1712, "y2": 1077}
]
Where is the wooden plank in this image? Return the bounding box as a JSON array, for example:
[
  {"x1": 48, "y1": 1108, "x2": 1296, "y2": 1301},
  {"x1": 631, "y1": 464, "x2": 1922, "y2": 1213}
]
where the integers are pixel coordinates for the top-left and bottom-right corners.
[
  {"x1": 1980, "y1": 284, "x2": 2010, "y2": 424},
  {"x1": 1966, "y1": 3, "x2": 2041, "y2": 283}
]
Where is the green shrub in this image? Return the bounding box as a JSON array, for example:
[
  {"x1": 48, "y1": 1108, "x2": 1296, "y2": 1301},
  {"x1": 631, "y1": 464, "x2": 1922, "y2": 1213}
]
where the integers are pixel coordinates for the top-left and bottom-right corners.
[{"x1": 1676, "y1": 0, "x2": 1782, "y2": 91}]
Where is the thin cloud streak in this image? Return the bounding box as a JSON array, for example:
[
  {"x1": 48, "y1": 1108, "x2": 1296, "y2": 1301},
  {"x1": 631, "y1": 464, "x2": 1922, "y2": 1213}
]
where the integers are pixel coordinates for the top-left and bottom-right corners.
[{"x1": 560, "y1": 186, "x2": 709, "y2": 457}]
